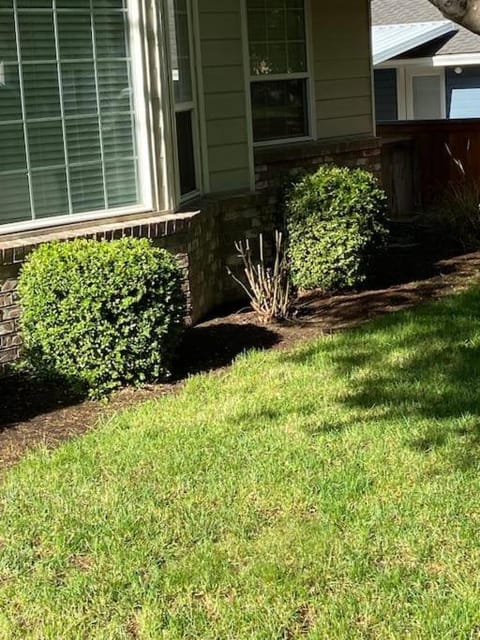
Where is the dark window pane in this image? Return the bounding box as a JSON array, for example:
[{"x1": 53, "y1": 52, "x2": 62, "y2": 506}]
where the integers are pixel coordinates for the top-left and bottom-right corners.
[
  {"x1": 374, "y1": 69, "x2": 398, "y2": 122},
  {"x1": 251, "y1": 79, "x2": 308, "y2": 142},
  {"x1": 176, "y1": 110, "x2": 196, "y2": 196}
]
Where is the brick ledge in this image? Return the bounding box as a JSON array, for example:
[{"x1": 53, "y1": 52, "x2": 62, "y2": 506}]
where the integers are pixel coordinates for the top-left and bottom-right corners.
[
  {"x1": 254, "y1": 135, "x2": 380, "y2": 165},
  {"x1": 0, "y1": 210, "x2": 200, "y2": 266}
]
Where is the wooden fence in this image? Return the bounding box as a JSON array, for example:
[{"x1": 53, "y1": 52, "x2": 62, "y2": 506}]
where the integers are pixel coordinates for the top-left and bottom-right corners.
[{"x1": 378, "y1": 119, "x2": 480, "y2": 217}]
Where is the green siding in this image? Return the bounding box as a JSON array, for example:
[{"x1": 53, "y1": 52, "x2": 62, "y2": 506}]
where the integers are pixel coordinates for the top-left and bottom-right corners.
[
  {"x1": 195, "y1": 0, "x2": 374, "y2": 196},
  {"x1": 197, "y1": 0, "x2": 252, "y2": 194},
  {"x1": 311, "y1": 0, "x2": 374, "y2": 140}
]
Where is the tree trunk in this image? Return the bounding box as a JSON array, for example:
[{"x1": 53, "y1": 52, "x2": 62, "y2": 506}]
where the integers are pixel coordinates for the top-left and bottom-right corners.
[{"x1": 428, "y1": 0, "x2": 480, "y2": 34}]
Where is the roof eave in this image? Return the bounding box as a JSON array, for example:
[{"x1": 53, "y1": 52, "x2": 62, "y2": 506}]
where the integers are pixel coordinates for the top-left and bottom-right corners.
[{"x1": 372, "y1": 21, "x2": 456, "y2": 65}]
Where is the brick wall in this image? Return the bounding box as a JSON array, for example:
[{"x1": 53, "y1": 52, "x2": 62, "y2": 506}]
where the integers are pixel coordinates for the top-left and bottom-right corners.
[
  {"x1": 255, "y1": 136, "x2": 382, "y2": 191},
  {"x1": 0, "y1": 137, "x2": 380, "y2": 372},
  {"x1": 0, "y1": 193, "x2": 275, "y2": 372},
  {"x1": 0, "y1": 266, "x2": 21, "y2": 368}
]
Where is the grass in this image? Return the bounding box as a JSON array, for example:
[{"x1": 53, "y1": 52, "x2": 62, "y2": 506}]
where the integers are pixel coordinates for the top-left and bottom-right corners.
[{"x1": 2, "y1": 287, "x2": 480, "y2": 638}]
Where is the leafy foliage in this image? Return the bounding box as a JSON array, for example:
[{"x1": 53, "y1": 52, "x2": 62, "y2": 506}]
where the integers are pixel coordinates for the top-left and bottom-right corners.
[
  {"x1": 18, "y1": 238, "x2": 186, "y2": 397},
  {"x1": 285, "y1": 166, "x2": 389, "y2": 291}
]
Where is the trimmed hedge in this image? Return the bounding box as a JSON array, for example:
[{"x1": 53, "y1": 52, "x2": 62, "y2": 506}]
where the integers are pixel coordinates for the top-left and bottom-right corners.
[
  {"x1": 18, "y1": 238, "x2": 186, "y2": 397},
  {"x1": 285, "y1": 166, "x2": 389, "y2": 291}
]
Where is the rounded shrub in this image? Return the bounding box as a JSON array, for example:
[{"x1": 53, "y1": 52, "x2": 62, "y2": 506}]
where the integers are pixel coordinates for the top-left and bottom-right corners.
[
  {"x1": 285, "y1": 165, "x2": 389, "y2": 291},
  {"x1": 18, "y1": 238, "x2": 186, "y2": 397}
]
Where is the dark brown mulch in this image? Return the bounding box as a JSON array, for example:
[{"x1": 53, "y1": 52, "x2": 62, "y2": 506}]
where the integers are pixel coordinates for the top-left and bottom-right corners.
[{"x1": 1, "y1": 250, "x2": 480, "y2": 475}]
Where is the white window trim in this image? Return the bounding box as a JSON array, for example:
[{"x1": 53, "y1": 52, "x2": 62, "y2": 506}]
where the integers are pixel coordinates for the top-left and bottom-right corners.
[
  {"x1": 243, "y1": 0, "x2": 315, "y2": 148},
  {"x1": 0, "y1": 204, "x2": 149, "y2": 237},
  {"x1": 396, "y1": 66, "x2": 407, "y2": 119},
  {"x1": 0, "y1": 0, "x2": 157, "y2": 236},
  {"x1": 191, "y1": 1, "x2": 210, "y2": 195},
  {"x1": 128, "y1": 0, "x2": 154, "y2": 211},
  {"x1": 165, "y1": 0, "x2": 203, "y2": 207},
  {"x1": 240, "y1": 0, "x2": 257, "y2": 191}
]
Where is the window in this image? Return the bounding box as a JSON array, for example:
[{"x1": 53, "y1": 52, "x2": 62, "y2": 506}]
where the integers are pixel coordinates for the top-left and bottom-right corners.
[
  {"x1": 403, "y1": 67, "x2": 445, "y2": 121},
  {"x1": 246, "y1": 0, "x2": 310, "y2": 144},
  {"x1": 167, "y1": 0, "x2": 199, "y2": 199},
  {"x1": 446, "y1": 66, "x2": 480, "y2": 119},
  {"x1": 0, "y1": 0, "x2": 148, "y2": 228},
  {"x1": 411, "y1": 74, "x2": 443, "y2": 120},
  {"x1": 374, "y1": 69, "x2": 398, "y2": 122}
]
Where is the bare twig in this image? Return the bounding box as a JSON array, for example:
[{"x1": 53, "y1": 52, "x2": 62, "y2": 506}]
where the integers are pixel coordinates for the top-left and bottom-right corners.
[{"x1": 227, "y1": 231, "x2": 292, "y2": 323}]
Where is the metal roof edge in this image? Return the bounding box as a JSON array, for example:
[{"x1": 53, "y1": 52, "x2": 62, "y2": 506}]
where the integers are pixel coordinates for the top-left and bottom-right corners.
[{"x1": 372, "y1": 21, "x2": 456, "y2": 65}]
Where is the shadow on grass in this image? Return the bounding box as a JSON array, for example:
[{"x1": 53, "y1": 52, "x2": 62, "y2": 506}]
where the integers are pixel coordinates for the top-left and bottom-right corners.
[
  {"x1": 0, "y1": 323, "x2": 280, "y2": 431},
  {"x1": 281, "y1": 286, "x2": 480, "y2": 467}
]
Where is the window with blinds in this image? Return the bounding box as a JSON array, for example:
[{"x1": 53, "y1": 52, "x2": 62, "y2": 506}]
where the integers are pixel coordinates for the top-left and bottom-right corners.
[{"x1": 0, "y1": 0, "x2": 145, "y2": 227}]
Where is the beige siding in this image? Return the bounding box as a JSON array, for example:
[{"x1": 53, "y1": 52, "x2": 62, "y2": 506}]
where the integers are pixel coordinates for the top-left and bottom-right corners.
[
  {"x1": 197, "y1": 0, "x2": 252, "y2": 194},
  {"x1": 311, "y1": 0, "x2": 375, "y2": 140},
  {"x1": 194, "y1": 0, "x2": 374, "y2": 196}
]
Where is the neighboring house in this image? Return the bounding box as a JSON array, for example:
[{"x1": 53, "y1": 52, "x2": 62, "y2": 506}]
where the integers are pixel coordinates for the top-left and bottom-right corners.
[
  {"x1": 0, "y1": 0, "x2": 380, "y2": 369},
  {"x1": 372, "y1": 0, "x2": 480, "y2": 121}
]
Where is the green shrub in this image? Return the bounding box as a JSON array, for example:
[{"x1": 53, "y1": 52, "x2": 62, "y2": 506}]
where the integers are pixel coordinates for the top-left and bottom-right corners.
[
  {"x1": 18, "y1": 238, "x2": 186, "y2": 397},
  {"x1": 285, "y1": 165, "x2": 389, "y2": 291}
]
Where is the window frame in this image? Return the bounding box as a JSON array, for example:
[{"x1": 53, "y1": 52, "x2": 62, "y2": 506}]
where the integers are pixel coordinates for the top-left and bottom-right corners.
[
  {"x1": 244, "y1": 0, "x2": 315, "y2": 148},
  {"x1": 405, "y1": 66, "x2": 446, "y2": 120},
  {"x1": 0, "y1": 0, "x2": 155, "y2": 236},
  {"x1": 165, "y1": 0, "x2": 203, "y2": 206}
]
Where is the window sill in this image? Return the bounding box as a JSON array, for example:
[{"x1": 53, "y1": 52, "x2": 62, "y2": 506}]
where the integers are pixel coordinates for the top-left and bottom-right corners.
[{"x1": 0, "y1": 209, "x2": 201, "y2": 267}]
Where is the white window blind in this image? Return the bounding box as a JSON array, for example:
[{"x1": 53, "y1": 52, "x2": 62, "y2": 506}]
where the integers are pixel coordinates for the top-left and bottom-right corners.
[{"x1": 0, "y1": 0, "x2": 144, "y2": 226}]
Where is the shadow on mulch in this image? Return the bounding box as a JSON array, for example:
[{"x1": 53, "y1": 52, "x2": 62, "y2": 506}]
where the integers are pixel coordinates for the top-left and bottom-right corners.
[
  {"x1": 176, "y1": 322, "x2": 281, "y2": 378},
  {"x1": 0, "y1": 376, "x2": 82, "y2": 433},
  {"x1": 0, "y1": 323, "x2": 280, "y2": 432}
]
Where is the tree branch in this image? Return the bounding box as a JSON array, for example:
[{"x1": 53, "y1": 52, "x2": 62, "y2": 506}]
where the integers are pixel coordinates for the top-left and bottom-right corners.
[{"x1": 428, "y1": 0, "x2": 480, "y2": 35}]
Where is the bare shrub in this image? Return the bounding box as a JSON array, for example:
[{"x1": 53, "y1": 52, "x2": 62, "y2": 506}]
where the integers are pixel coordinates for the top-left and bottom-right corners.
[{"x1": 227, "y1": 231, "x2": 292, "y2": 323}]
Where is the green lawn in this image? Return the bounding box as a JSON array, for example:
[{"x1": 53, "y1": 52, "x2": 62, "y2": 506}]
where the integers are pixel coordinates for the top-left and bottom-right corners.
[{"x1": 2, "y1": 287, "x2": 480, "y2": 639}]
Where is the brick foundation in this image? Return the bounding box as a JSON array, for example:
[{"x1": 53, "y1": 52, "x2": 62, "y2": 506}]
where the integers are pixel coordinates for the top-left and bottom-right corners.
[{"x1": 0, "y1": 136, "x2": 379, "y2": 372}]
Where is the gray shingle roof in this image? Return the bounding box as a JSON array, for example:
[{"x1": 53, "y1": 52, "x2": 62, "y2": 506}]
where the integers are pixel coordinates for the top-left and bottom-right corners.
[{"x1": 371, "y1": 0, "x2": 480, "y2": 56}]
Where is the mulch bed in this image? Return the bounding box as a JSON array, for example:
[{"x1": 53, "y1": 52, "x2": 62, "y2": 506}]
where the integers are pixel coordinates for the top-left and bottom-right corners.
[{"x1": 1, "y1": 250, "x2": 480, "y2": 475}]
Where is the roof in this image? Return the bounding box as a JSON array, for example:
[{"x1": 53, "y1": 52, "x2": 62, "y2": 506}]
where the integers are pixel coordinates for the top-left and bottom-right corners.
[
  {"x1": 372, "y1": 21, "x2": 456, "y2": 65},
  {"x1": 371, "y1": 0, "x2": 480, "y2": 57}
]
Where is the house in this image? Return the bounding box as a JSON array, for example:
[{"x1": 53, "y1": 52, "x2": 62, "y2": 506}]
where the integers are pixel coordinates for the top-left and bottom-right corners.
[
  {"x1": 0, "y1": 0, "x2": 380, "y2": 369},
  {"x1": 372, "y1": 0, "x2": 480, "y2": 121}
]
